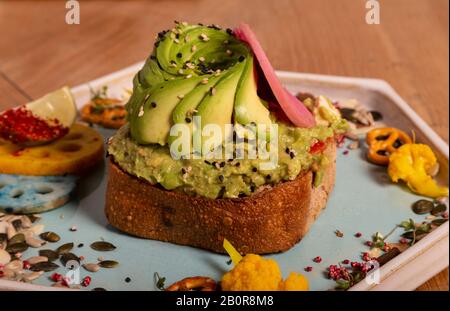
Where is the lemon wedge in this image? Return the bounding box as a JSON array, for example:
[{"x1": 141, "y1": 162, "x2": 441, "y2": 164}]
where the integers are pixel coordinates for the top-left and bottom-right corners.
[{"x1": 26, "y1": 86, "x2": 77, "y2": 127}]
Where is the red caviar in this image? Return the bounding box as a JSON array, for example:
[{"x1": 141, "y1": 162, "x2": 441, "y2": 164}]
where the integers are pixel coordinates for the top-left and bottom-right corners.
[{"x1": 0, "y1": 106, "x2": 68, "y2": 144}]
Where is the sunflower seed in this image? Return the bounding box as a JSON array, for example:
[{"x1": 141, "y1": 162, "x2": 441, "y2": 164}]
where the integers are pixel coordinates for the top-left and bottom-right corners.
[
  {"x1": 83, "y1": 263, "x2": 100, "y2": 273},
  {"x1": 8, "y1": 233, "x2": 25, "y2": 245},
  {"x1": 56, "y1": 242, "x2": 74, "y2": 255},
  {"x1": 90, "y1": 241, "x2": 116, "y2": 252},
  {"x1": 39, "y1": 249, "x2": 59, "y2": 262},
  {"x1": 431, "y1": 203, "x2": 447, "y2": 216},
  {"x1": 6, "y1": 242, "x2": 28, "y2": 254},
  {"x1": 39, "y1": 231, "x2": 60, "y2": 243},
  {"x1": 412, "y1": 200, "x2": 434, "y2": 215},
  {"x1": 26, "y1": 256, "x2": 48, "y2": 265},
  {"x1": 22, "y1": 271, "x2": 44, "y2": 282},
  {"x1": 30, "y1": 261, "x2": 59, "y2": 272},
  {"x1": 98, "y1": 260, "x2": 119, "y2": 268}
]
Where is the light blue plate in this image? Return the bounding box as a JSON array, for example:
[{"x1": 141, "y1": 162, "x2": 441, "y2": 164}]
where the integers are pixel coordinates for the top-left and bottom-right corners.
[{"x1": 15, "y1": 127, "x2": 433, "y2": 291}]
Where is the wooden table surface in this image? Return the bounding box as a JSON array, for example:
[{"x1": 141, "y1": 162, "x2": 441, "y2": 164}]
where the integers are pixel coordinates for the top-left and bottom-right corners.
[{"x1": 0, "y1": 0, "x2": 448, "y2": 290}]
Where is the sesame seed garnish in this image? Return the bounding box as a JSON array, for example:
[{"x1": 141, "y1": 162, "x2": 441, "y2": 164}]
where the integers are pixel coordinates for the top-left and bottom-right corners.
[
  {"x1": 178, "y1": 69, "x2": 184, "y2": 74},
  {"x1": 238, "y1": 55, "x2": 245, "y2": 62},
  {"x1": 185, "y1": 62, "x2": 195, "y2": 69},
  {"x1": 210, "y1": 87, "x2": 216, "y2": 96},
  {"x1": 224, "y1": 40, "x2": 229, "y2": 44},
  {"x1": 220, "y1": 161, "x2": 226, "y2": 168},
  {"x1": 181, "y1": 168, "x2": 187, "y2": 174},
  {"x1": 176, "y1": 52, "x2": 182, "y2": 58},
  {"x1": 191, "y1": 45, "x2": 197, "y2": 52},
  {"x1": 151, "y1": 102, "x2": 157, "y2": 108},
  {"x1": 219, "y1": 175, "x2": 225, "y2": 182},
  {"x1": 177, "y1": 94, "x2": 185, "y2": 99},
  {"x1": 199, "y1": 33, "x2": 209, "y2": 41},
  {"x1": 70, "y1": 225, "x2": 77, "y2": 232},
  {"x1": 174, "y1": 38, "x2": 180, "y2": 44},
  {"x1": 170, "y1": 61, "x2": 177, "y2": 67},
  {"x1": 138, "y1": 106, "x2": 144, "y2": 117},
  {"x1": 185, "y1": 117, "x2": 192, "y2": 123},
  {"x1": 289, "y1": 151, "x2": 296, "y2": 159},
  {"x1": 198, "y1": 56, "x2": 205, "y2": 62},
  {"x1": 185, "y1": 74, "x2": 192, "y2": 79},
  {"x1": 181, "y1": 21, "x2": 188, "y2": 26},
  {"x1": 252, "y1": 167, "x2": 258, "y2": 172},
  {"x1": 214, "y1": 69, "x2": 221, "y2": 76},
  {"x1": 226, "y1": 49, "x2": 232, "y2": 55},
  {"x1": 201, "y1": 78, "x2": 209, "y2": 84}
]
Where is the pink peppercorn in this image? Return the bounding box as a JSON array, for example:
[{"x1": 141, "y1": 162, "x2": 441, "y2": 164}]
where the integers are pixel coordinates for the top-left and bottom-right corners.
[
  {"x1": 313, "y1": 256, "x2": 322, "y2": 263},
  {"x1": 22, "y1": 260, "x2": 30, "y2": 270},
  {"x1": 343, "y1": 150, "x2": 349, "y2": 155},
  {"x1": 342, "y1": 259, "x2": 350, "y2": 265},
  {"x1": 82, "y1": 276, "x2": 91, "y2": 287},
  {"x1": 304, "y1": 266, "x2": 313, "y2": 272},
  {"x1": 51, "y1": 273, "x2": 63, "y2": 282},
  {"x1": 355, "y1": 232, "x2": 362, "y2": 238},
  {"x1": 365, "y1": 241, "x2": 373, "y2": 247},
  {"x1": 400, "y1": 238, "x2": 409, "y2": 244}
]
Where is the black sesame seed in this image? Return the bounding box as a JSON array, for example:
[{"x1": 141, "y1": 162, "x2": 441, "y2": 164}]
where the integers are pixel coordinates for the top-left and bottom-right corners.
[
  {"x1": 238, "y1": 192, "x2": 246, "y2": 198},
  {"x1": 220, "y1": 161, "x2": 226, "y2": 168},
  {"x1": 238, "y1": 55, "x2": 245, "y2": 62},
  {"x1": 185, "y1": 117, "x2": 192, "y2": 123},
  {"x1": 176, "y1": 33, "x2": 180, "y2": 39},
  {"x1": 289, "y1": 152, "x2": 296, "y2": 159},
  {"x1": 266, "y1": 174, "x2": 271, "y2": 180},
  {"x1": 219, "y1": 175, "x2": 225, "y2": 182},
  {"x1": 285, "y1": 147, "x2": 290, "y2": 154},
  {"x1": 198, "y1": 23, "x2": 204, "y2": 26},
  {"x1": 176, "y1": 52, "x2": 182, "y2": 58},
  {"x1": 235, "y1": 162, "x2": 241, "y2": 167},
  {"x1": 77, "y1": 243, "x2": 84, "y2": 248},
  {"x1": 252, "y1": 167, "x2": 258, "y2": 173},
  {"x1": 154, "y1": 41, "x2": 160, "y2": 47},
  {"x1": 250, "y1": 185, "x2": 256, "y2": 192},
  {"x1": 181, "y1": 168, "x2": 187, "y2": 174},
  {"x1": 226, "y1": 28, "x2": 233, "y2": 35},
  {"x1": 125, "y1": 277, "x2": 131, "y2": 283},
  {"x1": 150, "y1": 55, "x2": 156, "y2": 60},
  {"x1": 151, "y1": 102, "x2": 157, "y2": 108},
  {"x1": 204, "y1": 160, "x2": 211, "y2": 165}
]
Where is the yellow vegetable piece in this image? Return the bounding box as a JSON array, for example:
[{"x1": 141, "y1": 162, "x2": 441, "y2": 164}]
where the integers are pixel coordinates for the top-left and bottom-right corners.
[
  {"x1": 221, "y1": 254, "x2": 309, "y2": 291},
  {"x1": 223, "y1": 238, "x2": 243, "y2": 266},
  {"x1": 282, "y1": 272, "x2": 309, "y2": 291},
  {"x1": 388, "y1": 143, "x2": 448, "y2": 198},
  {"x1": 0, "y1": 123, "x2": 104, "y2": 176}
]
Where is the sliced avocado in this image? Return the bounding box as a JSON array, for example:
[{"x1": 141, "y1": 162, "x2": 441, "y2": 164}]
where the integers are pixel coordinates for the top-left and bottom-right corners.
[
  {"x1": 234, "y1": 56, "x2": 272, "y2": 128},
  {"x1": 129, "y1": 76, "x2": 203, "y2": 145},
  {"x1": 195, "y1": 61, "x2": 245, "y2": 143}
]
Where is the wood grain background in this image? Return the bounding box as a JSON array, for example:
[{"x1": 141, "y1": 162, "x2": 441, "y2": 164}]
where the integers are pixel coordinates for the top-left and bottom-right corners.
[{"x1": 0, "y1": 0, "x2": 448, "y2": 290}]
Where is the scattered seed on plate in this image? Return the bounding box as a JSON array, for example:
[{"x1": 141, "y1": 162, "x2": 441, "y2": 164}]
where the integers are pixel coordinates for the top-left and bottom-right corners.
[
  {"x1": 431, "y1": 203, "x2": 447, "y2": 216},
  {"x1": 39, "y1": 231, "x2": 61, "y2": 243},
  {"x1": 98, "y1": 260, "x2": 119, "y2": 268},
  {"x1": 90, "y1": 241, "x2": 116, "y2": 252},
  {"x1": 26, "y1": 256, "x2": 48, "y2": 265},
  {"x1": 412, "y1": 199, "x2": 434, "y2": 215},
  {"x1": 6, "y1": 242, "x2": 28, "y2": 254},
  {"x1": 60, "y1": 252, "x2": 80, "y2": 268},
  {"x1": 39, "y1": 249, "x2": 59, "y2": 262},
  {"x1": 355, "y1": 232, "x2": 362, "y2": 238},
  {"x1": 83, "y1": 263, "x2": 100, "y2": 273},
  {"x1": 69, "y1": 226, "x2": 77, "y2": 232},
  {"x1": 335, "y1": 230, "x2": 344, "y2": 238},
  {"x1": 56, "y1": 242, "x2": 74, "y2": 255},
  {"x1": 30, "y1": 261, "x2": 59, "y2": 272}
]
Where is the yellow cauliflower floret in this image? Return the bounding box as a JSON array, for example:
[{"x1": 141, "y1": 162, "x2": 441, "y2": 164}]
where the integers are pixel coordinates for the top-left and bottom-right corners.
[
  {"x1": 221, "y1": 254, "x2": 308, "y2": 291},
  {"x1": 282, "y1": 272, "x2": 309, "y2": 291},
  {"x1": 388, "y1": 144, "x2": 448, "y2": 198}
]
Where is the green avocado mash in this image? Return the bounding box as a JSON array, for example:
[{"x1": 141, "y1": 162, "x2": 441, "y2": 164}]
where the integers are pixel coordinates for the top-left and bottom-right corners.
[{"x1": 108, "y1": 118, "x2": 347, "y2": 199}]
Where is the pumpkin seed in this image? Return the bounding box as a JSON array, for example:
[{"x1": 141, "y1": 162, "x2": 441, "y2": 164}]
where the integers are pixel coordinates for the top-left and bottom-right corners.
[
  {"x1": 26, "y1": 256, "x2": 48, "y2": 265},
  {"x1": 83, "y1": 263, "x2": 100, "y2": 272},
  {"x1": 39, "y1": 231, "x2": 60, "y2": 243},
  {"x1": 25, "y1": 236, "x2": 46, "y2": 248},
  {"x1": 56, "y1": 242, "x2": 74, "y2": 255},
  {"x1": 30, "y1": 261, "x2": 59, "y2": 272},
  {"x1": 39, "y1": 249, "x2": 59, "y2": 262},
  {"x1": 6, "y1": 242, "x2": 28, "y2": 254},
  {"x1": 22, "y1": 271, "x2": 44, "y2": 282},
  {"x1": 60, "y1": 252, "x2": 80, "y2": 268},
  {"x1": 91, "y1": 287, "x2": 107, "y2": 291},
  {"x1": 8, "y1": 233, "x2": 25, "y2": 245},
  {"x1": 98, "y1": 260, "x2": 119, "y2": 268},
  {"x1": 432, "y1": 219, "x2": 447, "y2": 226},
  {"x1": 431, "y1": 203, "x2": 447, "y2": 216},
  {"x1": 412, "y1": 200, "x2": 434, "y2": 215},
  {"x1": 90, "y1": 241, "x2": 116, "y2": 252}
]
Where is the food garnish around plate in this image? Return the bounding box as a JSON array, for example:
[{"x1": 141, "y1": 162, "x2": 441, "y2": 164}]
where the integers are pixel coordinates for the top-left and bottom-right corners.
[
  {"x1": 105, "y1": 21, "x2": 348, "y2": 254},
  {"x1": 80, "y1": 86, "x2": 127, "y2": 129},
  {"x1": 0, "y1": 87, "x2": 76, "y2": 146}
]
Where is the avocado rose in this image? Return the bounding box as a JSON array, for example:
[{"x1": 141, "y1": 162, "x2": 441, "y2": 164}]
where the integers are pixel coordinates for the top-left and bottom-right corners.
[{"x1": 126, "y1": 22, "x2": 314, "y2": 146}]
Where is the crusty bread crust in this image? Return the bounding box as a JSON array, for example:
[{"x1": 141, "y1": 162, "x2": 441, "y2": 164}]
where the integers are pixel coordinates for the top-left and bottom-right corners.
[{"x1": 105, "y1": 142, "x2": 336, "y2": 254}]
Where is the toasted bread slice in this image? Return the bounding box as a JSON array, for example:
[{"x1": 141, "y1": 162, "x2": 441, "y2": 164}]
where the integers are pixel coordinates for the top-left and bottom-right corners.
[{"x1": 105, "y1": 142, "x2": 336, "y2": 254}]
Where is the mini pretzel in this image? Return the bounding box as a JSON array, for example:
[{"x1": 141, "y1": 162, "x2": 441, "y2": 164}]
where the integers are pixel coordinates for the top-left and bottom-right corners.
[
  {"x1": 366, "y1": 127, "x2": 412, "y2": 165},
  {"x1": 165, "y1": 276, "x2": 217, "y2": 291},
  {"x1": 81, "y1": 98, "x2": 126, "y2": 129}
]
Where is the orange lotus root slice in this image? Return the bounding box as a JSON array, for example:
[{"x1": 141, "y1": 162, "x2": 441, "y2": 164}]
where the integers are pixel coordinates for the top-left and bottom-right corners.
[{"x1": 0, "y1": 123, "x2": 104, "y2": 176}]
